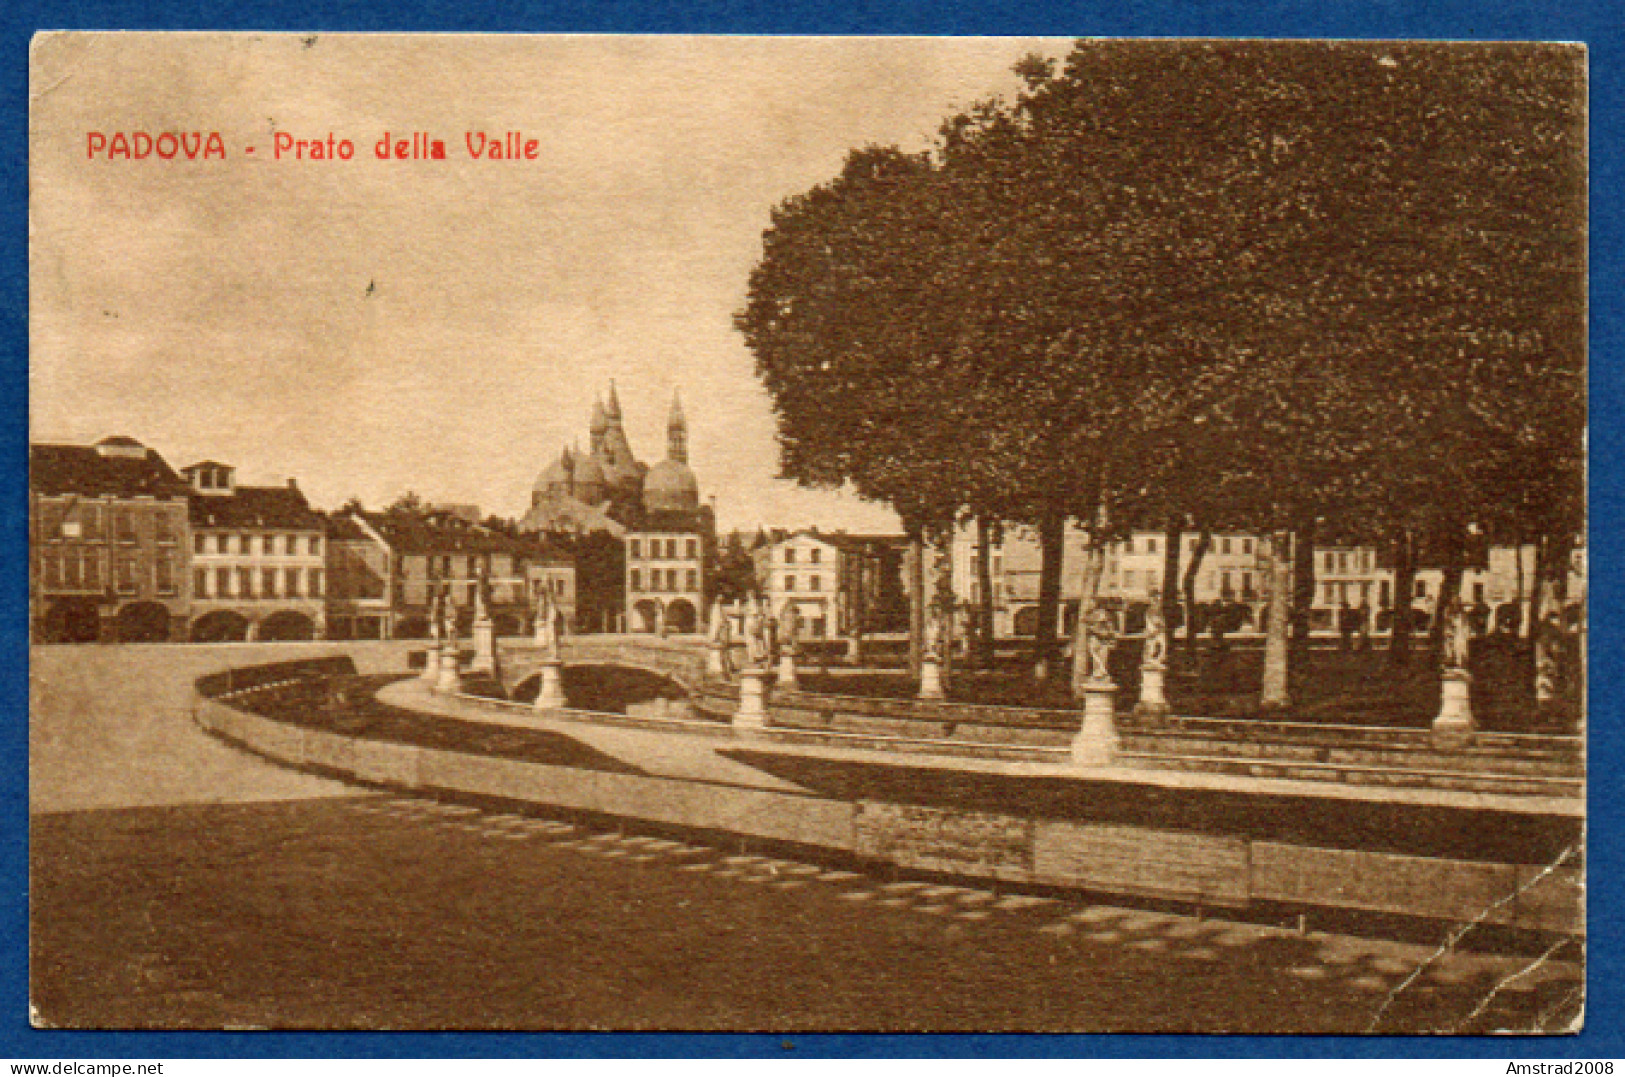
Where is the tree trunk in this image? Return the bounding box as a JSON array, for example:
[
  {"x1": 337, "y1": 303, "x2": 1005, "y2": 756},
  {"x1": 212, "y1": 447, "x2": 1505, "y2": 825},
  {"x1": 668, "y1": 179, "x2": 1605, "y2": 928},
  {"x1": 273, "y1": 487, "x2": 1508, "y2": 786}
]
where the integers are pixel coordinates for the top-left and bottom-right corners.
[
  {"x1": 933, "y1": 539, "x2": 955, "y2": 679},
  {"x1": 1290, "y1": 516, "x2": 1317, "y2": 647},
  {"x1": 975, "y1": 516, "x2": 996, "y2": 670},
  {"x1": 1161, "y1": 516, "x2": 1182, "y2": 666},
  {"x1": 1260, "y1": 530, "x2": 1293, "y2": 711},
  {"x1": 907, "y1": 529, "x2": 925, "y2": 679},
  {"x1": 1069, "y1": 534, "x2": 1109, "y2": 699},
  {"x1": 1180, "y1": 530, "x2": 1212, "y2": 657},
  {"x1": 1389, "y1": 528, "x2": 1416, "y2": 668},
  {"x1": 1032, "y1": 512, "x2": 1065, "y2": 680}
]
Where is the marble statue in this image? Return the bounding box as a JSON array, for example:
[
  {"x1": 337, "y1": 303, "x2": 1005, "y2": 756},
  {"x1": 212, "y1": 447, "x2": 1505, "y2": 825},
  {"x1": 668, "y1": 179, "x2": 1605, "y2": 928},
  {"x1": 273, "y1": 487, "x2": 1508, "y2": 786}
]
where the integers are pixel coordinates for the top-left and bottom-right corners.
[
  {"x1": 923, "y1": 602, "x2": 946, "y2": 661},
  {"x1": 779, "y1": 600, "x2": 803, "y2": 655},
  {"x1": 1085, "y1": 606, "x2": 1117, "y2": 682},
  {"x1": 744, "y1": 596, "x2": 770, "y2": 668},
  {"x1": 1142, "y1": 600, "x2": 1168, "y2": 667},
  {"x1": 535, "y1": 587, "x2": 562, "y2": 662},
  {"x1": 1442, "y1": 595, "x2": 1471, "y2": 670}
]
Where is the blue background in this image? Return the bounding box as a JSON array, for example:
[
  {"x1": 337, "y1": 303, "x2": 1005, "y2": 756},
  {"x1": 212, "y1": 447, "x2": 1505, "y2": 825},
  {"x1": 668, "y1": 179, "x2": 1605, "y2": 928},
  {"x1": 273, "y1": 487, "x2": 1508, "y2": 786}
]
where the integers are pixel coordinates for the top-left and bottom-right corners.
[{"x1": 3, "y1": 0, "x2": 1618, "y2": 1060}]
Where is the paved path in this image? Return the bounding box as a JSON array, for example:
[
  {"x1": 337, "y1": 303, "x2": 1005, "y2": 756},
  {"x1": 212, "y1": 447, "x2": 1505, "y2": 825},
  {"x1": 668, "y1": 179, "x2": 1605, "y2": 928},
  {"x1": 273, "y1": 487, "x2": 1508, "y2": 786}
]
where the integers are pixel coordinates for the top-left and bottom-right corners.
[
  {"x1": 30, "y1": 794, "x2": 1581, "y2": 1032},
  {"x1": 30, "y1": 642, "x2": 413, "y2": 813}
]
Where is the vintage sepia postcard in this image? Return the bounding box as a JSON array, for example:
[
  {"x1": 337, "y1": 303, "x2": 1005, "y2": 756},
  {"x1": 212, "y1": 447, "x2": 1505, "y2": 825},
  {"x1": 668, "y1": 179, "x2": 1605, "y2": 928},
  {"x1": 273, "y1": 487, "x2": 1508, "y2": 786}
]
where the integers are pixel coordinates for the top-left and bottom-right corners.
[{"x1": 28, "y1": 32, "x2": 1585, "y2": 1033}]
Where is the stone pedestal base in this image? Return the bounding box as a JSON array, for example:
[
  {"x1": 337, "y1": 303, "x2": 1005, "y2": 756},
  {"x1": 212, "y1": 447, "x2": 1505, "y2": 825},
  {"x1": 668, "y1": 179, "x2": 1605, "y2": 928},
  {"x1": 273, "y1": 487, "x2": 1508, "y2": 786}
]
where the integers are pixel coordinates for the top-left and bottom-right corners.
[
  {"x1": 1433, "y1": 669, "x2": 1475, "y2": 734},
  {"x1": 846, "y1": 636, "x2": 861, "y2": 661},
  {"x1": 470, "y1": 619, "x2": 495, "y2": 675},
  {"x1": 776, "y1": 653, "x2": 800, "y2": 691},
  {"x1": 434, "y1": 650, "x2": 463, "y2": 694},
  {"x1": 706, "y1": 643, "x2": 730, "y2": 680},
  {"x1": 421, "y1": 645, "x2": 441, "y2": 683},
  {"x1": 1133, "y1": 664, "x2": 1169, "y2": 723},
  {"x1": 735, "y1": 669, "x2": 769, "y2": 730},
  {"x1": 918, "y1": 656, "x2": 946, "y2": 701},
  {"x1": 534, "y1": 660, "x2": 567, "y2": 710},
  {"x1": 1072, "y1": 679, "x2": 1120, "y2": 767}
]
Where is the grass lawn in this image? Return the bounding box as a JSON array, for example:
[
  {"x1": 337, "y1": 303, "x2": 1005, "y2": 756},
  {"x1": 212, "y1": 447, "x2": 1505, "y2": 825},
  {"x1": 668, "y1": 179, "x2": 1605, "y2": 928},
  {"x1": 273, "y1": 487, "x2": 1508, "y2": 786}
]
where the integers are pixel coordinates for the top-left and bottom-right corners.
[{"x1": 798, "y1": 636, "x2": 1580, "y2": 734}]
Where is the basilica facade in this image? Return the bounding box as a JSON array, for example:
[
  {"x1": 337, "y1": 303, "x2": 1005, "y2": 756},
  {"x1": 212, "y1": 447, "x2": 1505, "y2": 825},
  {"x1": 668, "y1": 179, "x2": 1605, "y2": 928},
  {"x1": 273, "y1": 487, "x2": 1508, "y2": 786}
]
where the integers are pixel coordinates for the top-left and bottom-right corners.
[{"x1": 521, "y1": 385, "x2": 713, "y2": 634}]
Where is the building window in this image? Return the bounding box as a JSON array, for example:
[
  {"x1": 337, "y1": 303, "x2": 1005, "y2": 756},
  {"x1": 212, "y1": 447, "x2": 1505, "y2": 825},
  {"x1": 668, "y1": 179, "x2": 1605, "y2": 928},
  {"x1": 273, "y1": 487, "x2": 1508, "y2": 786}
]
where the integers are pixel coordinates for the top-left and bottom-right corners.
[
  {"x1": 215, "y1": 566, "x2": 230, "y2": 597},
  {"x1": 63, "y1": 554, "x2": 82, "y2": 589},
  {"x1": 309, "y1": 536, "x2": 321, "y2": 556},
  {"x1": 194, "y1": 534, "x2": 206, "y2": 555},
  {"x1": 286, "y1": 567, "x2": 301, "y2": 598},
  {"x1": 309, "y1": 568, "x2": 323, "y2": 598},
  {"x1": 629, "y1": 539, "x2": 642, "y2": 560},
  {"x1": 687, "y1": 538, "x2": 698, "y2": 560},
  {"x1": 1147, "y1": 537, "x2": 1158, "y2": 554},
  {"x1": 809, "y1": 575, "x2": 821, "y2": 592},
  {"x1": 42, "y1": 554, "x2": 61, "y2": 588},
  {"x1": 1242, "y1": 538, "x2": 1252, "y2": 555},
  {"x1": 155, "y1": 512, "x2": 175, "y2": 545},
  {"x1": 262, "y1": 567, "x2": 278, "y2": 598},
  {"x1": 1323, "y1": 583, "x2": 1336, "y2": 605},
  {"x1": 1473, "y1": 582, "x2": 1485, "y2": 605},
  {"x1": 686, "y1": 569, "x2": 698, "y2": 591},
  {"x1": 234, "y1": 534, "x2": 246, "y2": 555},
  {"x1": 83, "y1": 552, "x2": 101, "y2": 589},
  {"x1": 1415, "y1": 579, "x2": 1428, "y2": 599},
  {"x1": 116, "y1": 512, "x2": 137, "y2": 544},
  {"x1": 785, "y1": 548, "x2": 796, "y2": 564},
  {"x1": 284, "y1": 534, "x2": 297, "y2": 556},
  {"x1": 155, "y1": 557, "x2": 176, "y2": 596},
  {"x1": 630, "y1": 569, "x2": 642, "y2": 592},
  {"x1": 809, "y1": 547, "x2": 821, "y2": 564},
  {"x1": 194, "y1": 568, "x2": 209, "y2": 597},
  {"x1": 1220, "y1": 537, "x2": 1231, "y2": 556},
  {"x1": 785, "y1": 575, "x2": 796, "y2": 593},
  {"x1": 238, "y1": 566, "x2": 253, "y2": 598},
  {"x1": 1123, "y1": 570, "x2": 1136, "y2": 591},
  {"x1": 117, "y1": 556, "x2": 138, "y2": 594}
]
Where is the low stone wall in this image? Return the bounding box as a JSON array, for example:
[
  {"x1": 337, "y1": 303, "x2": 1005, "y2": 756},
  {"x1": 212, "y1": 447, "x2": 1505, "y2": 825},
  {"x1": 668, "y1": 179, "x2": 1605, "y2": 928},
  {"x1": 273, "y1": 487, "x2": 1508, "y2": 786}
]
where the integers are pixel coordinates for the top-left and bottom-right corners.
[{"x1": 193, "y1": 662, "x2": 1583, "y2": 937}]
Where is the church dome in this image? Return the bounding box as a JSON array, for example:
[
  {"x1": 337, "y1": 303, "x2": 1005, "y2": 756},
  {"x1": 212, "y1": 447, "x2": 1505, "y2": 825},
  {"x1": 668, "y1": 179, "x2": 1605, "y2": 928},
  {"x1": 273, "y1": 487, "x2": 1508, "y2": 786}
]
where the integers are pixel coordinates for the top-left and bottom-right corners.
[
  {"x1": 571, "y1": 454, "x2": 607, "y2": 503},
  {"x1": 643, "y1": 459, "x2": 699, "y2": 513},
  {"x1": 534, "y1": 449, "x2": 573, "y2": 496}
]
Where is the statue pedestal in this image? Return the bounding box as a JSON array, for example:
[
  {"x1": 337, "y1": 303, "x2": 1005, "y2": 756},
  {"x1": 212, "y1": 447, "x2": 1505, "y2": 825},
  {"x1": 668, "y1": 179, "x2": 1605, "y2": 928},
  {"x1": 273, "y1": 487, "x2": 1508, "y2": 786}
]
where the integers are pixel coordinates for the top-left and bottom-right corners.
[
  {"x1": 1133, "y1": 662, "x2": 1169, "y2": 723},
  {"x1": 534, "y1": 660, "x2": 567, "y2": 710},
  {"x1": 1433, "y1": 668, "x2": 1475, "y2": 734},
  {"x1": 706, "y1": 642, "x2": 729, "y2": 679},
  {"x1": 471, "y1": 617, "x2": 496, "y2": 675},
  {"x1": 1072, "y1": 679, "x2": 1120, "y2": 767},
  {"x1": 421, "y1": 643, "x2": 441, "y2": 683},
  {"x1": 734, "y1": 668, "x2": 769, "y2": 730},
  {"x1": 846, "y1": 635, "x2": 861, "y2": 661},
  {"x1": 776, "y1": 652, "x2": 800, "y2": 691},
  {"x1": 918, "y1": 656, "x2": 946, "y2": 700},
  {"x1": 434, "y1": 647, "x2": 463, "y2": 694}
]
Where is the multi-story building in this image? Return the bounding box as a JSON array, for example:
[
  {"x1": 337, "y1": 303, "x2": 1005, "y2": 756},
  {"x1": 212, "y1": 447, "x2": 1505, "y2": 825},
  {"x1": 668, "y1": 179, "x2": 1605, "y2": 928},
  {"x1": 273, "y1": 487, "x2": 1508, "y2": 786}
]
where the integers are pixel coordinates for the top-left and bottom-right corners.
[
  {"x1": 183, "y1": 461, "x2": 327, "y2": 641},
  {"x1": 323, "y1": 512, "x2": 394, "y2": 640},
  {"x1": 751, "y1": 530, "x2": 909, "y2": 638},
  {"x1": 30, "y1": 436, "x2": 192, "y2": 642},
  {"x1": 752, "y1": 530, "x2": 839, "y2": 637},
  {"x1": 365, "y1": 510, "x2": 575, "y2": 637}
]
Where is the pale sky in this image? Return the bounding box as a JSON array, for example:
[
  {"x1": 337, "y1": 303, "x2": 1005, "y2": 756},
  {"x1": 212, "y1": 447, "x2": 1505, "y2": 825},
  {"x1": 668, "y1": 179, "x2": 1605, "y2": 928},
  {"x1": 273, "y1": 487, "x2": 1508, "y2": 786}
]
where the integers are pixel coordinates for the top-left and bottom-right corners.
[{"x1": 30, "y1": 33, "x2": 1068, "y2": 533}]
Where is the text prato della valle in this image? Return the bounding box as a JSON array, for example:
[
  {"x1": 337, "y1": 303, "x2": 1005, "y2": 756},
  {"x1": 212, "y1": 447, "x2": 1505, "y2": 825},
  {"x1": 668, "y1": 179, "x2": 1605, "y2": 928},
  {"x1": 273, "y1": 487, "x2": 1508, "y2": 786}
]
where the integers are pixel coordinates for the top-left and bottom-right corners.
[{"x1": 85, "y1": 130, "x2": 544, "y2": 162}]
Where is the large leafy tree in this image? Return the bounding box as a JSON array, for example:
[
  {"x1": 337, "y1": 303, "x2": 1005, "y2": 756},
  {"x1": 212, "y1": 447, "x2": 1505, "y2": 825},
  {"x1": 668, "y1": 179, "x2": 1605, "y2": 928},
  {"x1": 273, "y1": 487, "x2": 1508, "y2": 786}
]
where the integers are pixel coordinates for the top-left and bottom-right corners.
[{"x1": 739, "y1": 41, "x2": 1583, "y2": 707}]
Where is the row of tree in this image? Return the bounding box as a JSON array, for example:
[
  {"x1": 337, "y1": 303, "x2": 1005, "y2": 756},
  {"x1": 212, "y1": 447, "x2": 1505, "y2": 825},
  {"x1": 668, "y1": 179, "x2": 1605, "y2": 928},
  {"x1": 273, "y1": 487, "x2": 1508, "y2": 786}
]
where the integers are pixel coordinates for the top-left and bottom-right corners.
[{"x1": 737, "y1": 41, "x2": 1585, "y2": 706}]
